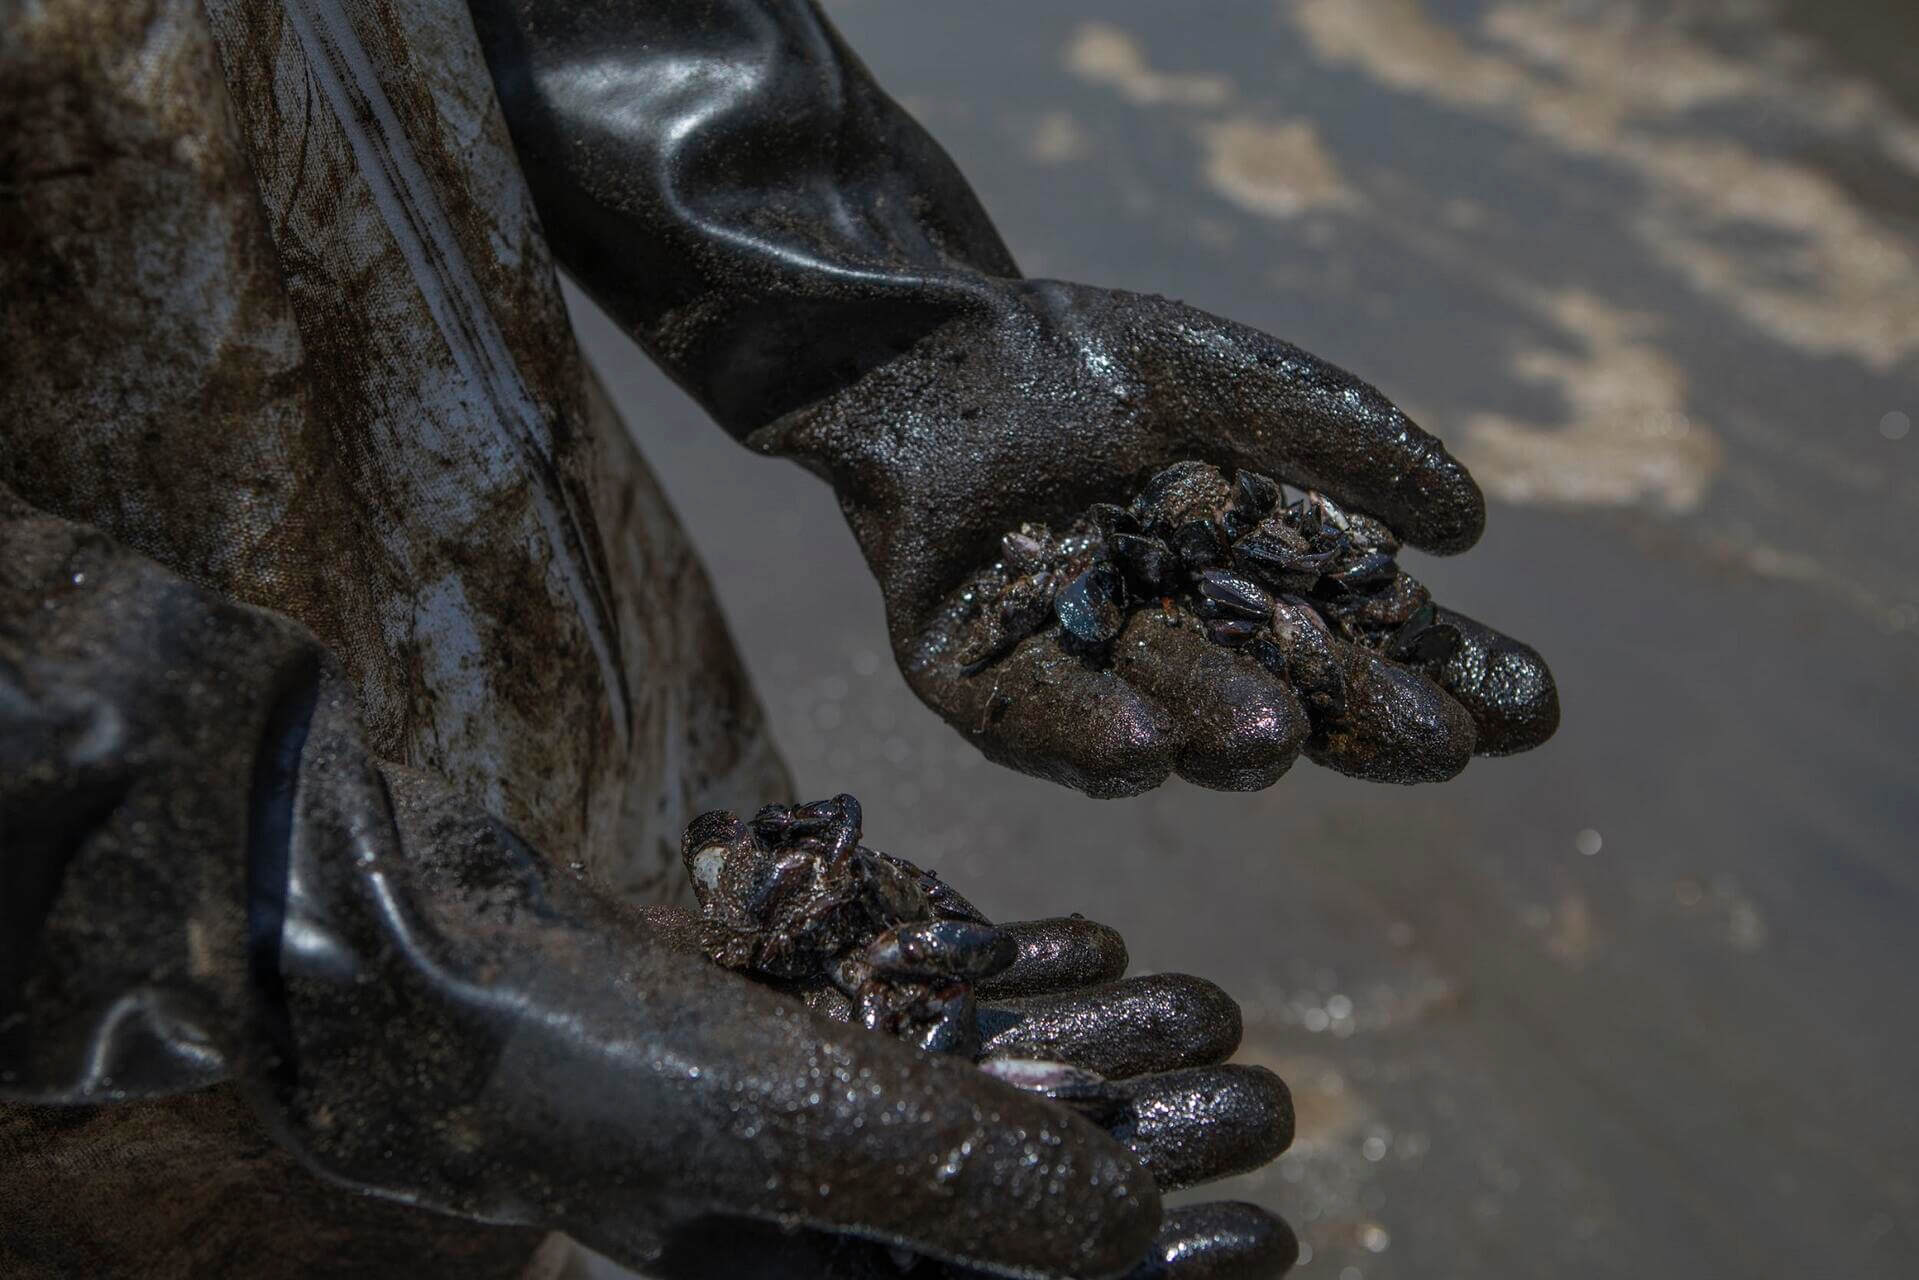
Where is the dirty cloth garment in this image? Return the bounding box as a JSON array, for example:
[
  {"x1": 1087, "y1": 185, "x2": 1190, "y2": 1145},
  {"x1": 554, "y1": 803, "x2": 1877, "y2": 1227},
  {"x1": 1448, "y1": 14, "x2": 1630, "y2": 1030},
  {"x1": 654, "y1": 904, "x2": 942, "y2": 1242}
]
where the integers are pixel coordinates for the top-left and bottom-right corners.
[{"x1": 2, "y1": 0, "x2": 790, "y2": 1272}]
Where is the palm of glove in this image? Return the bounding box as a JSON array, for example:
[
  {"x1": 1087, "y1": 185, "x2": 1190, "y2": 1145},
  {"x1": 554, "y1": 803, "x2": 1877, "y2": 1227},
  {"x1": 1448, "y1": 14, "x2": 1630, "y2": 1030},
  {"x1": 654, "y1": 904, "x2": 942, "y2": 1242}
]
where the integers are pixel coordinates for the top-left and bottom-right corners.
[{"x1": 760, "y1": 281, "x2": 1557, "y2": 797}]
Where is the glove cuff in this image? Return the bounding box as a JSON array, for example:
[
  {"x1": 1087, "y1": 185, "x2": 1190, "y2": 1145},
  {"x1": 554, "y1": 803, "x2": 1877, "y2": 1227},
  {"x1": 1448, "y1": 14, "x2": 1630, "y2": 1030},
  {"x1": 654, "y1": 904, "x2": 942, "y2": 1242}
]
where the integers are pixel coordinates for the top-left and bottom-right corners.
[{"x1": 470, "y1": 0, "x2": 1021, "y2": 438}]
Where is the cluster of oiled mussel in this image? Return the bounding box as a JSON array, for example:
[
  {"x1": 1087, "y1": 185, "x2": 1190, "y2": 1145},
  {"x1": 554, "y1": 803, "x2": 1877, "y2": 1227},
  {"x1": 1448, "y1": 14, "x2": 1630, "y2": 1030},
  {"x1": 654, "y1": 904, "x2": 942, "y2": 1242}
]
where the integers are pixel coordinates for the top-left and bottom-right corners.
[
  {"x1": 681, "y1": 793, "x2": 1013, "y2": 1057},
  {"x1": 954, "y1": 461, "x2": 1463, "y2": 713}
]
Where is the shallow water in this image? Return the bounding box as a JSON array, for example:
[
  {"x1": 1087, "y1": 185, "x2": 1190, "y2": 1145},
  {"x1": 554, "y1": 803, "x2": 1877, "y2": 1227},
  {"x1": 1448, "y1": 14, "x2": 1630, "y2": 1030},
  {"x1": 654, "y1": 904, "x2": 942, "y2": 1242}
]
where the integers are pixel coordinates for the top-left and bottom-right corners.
[{"x1": 571, "y1": 2, "x2": 1919, "y2": 1274}]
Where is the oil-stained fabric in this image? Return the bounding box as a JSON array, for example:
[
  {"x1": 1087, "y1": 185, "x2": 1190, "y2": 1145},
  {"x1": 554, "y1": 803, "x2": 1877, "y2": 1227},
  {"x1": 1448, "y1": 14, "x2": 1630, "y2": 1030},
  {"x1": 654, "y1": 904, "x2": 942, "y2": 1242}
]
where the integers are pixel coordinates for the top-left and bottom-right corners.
[
  {"x1": 1, "y1": 0, "x2": 790, "y2": 907},
  {"x1": 2, "y1": 0, "x2": 787, "y2": 1273},
  {"x1": 0, "y1": 485, "x2": 552, "y2": 1277},
  {"x1": 0, "y1": 1092, "x2": 543, "y2": 1280}
]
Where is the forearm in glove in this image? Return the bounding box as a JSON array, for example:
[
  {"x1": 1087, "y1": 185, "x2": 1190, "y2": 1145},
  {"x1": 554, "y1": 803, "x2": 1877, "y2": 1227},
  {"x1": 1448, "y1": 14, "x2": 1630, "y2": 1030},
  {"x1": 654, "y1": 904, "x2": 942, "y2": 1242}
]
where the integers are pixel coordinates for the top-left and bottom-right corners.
[{"x1": 467, "y1": 0, "x2": 1558, "y2": 797}]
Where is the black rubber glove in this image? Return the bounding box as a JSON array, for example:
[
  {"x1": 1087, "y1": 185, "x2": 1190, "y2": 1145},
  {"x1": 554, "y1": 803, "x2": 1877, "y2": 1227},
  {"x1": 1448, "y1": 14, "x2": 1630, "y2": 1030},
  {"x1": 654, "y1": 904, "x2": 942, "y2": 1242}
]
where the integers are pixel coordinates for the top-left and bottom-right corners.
[
  {"x1": 0, "y1": 490, "x2": 1287, "y2": 1279},
  {"x1": 759, "y1": 282, "x2": 1557, "y2": 795},
  {"x1": 648, "y1": 795, "x2": 1298, "y2": 1279},
  {"x1": 468, "y1": 0, "x2": 1558, "y2": 798},
  {"x1": 631, "y1": 906, "x2": 1298, "y2": 1280}
]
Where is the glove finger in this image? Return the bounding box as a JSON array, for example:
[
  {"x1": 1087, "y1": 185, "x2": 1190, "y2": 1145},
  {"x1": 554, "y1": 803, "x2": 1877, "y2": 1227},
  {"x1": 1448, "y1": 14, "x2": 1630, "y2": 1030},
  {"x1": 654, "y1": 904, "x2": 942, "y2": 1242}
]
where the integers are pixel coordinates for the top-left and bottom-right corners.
[
  {"x1": 905, "y1": 621, "x2": 1177, "y2": 798},
  {"x1": 1111, "y1": 611, "x2": 1308, "y2": 792},
  {"x1": 977, "y1": 917, "x2": 1130, "y2": 999},
  {"x1": 1301, "y1": 636, "x2": 1476, "y2": 782},
  {"x1": 1426, "y1": 604, "x2": 1560, "y2": 755},
  {"x1": 649, "y1": 1201, "x2": 1298, "y2": 1280},
  {"x1": 979, "y1": 974, "x2": 1241, "y2": 1077},
  {"x1": 1125, "y1": 1202, "x2": 1300, "y2": 1280},
  {"x1": 1131, "y1": 293, "x2": 1484, "y2": 555},
  {"x1": 647, "y1": 1216, "x2": 931, "y2": 1280},
  {"x1": 1110, "y1": 1065, "x2": 1294, "y2": 1192}
]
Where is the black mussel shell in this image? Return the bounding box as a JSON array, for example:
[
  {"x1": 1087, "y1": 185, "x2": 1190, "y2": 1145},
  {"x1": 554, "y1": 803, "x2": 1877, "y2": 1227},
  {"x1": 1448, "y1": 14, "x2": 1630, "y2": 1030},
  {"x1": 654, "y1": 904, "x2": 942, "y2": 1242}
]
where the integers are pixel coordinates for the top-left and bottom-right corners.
[
  {"x1": 1205, "y1": 618, "x2": 1262, "y2": 646},
  {"x1": 746, "y1": 794, "x2": 861, "y2": 864},
  {"x1": 1401, "y1": 623, "x2": 1462, "y2": 666},
  {"x1": 872, "y1": 850, "x2": 992, "y2": 924},
  {"x1": 1198, "y1": 569, "x2": 1276, "y2": 621},
  {"x1": 1294, "y1": 545, "x2": 1346, "y2": 576},
  {"x1": 826, "y1": 952, "x2": 874, "y2": 997},
  {"x1": 1249, "y1": 515, "x2": 1312, "y2": 554},
  {"x1": 1222, "y1": 469, "x2": 1279, "y2": 541},
  {"x1": 1135, "y1": 462, "x2": 1233, "y2": 534},
  {"x1": 802, "y1": 792, "x2": 862, "y2": 835},
  {"x1": 1273, "y1": 601, "x2": 1347, "y2": 718},
  {"x1": 961, "y1": 573, "x2": 1057, "y2": 674},
  {"x1": 1247, "y1": 635, "x2": 1288, "y2": 679},
  {"x1": 1234, "y1": 469, "x2": 1282, "y2": 517},
  {"x1": 1325, "y1": 549, "x2": 1399, "y2": 593},
  {"x1": 1087, "y1": 502, "x2": 1138, "y2": 540},
  {"x1": 748, "y1": 802, "x2": 796, "y2": 843},
  {"x1": 1171, "y1": 518, "x2": 1228, "y2": 574},
  {"x1": 1222, "y1": 470, "x2": 1282, "y2": 540},
  {"x1": 980, "y1": 1059, "x2": 1132, "y2": 1127},
  {"x1": 683, "y1": 809, "x2": 753, "y2": 862},
  {"x1": 1002, "y1": 529, "x2": 1049, "y2": 572},
  {"x1": 1233, "y1": 534, "x2": 1335, "y2": 593},
  {"x1": 1110, "y1": 531, "x2": 1175, "y2": 596},
  {"x1": 1055, "y1": 564, "x2": 1126, "y2": 647},
  {"x1": 1287, "y1": 496, "x2": 1322, "y2": 540},
  {"x1": 1341, "y1": 511, "x2": 1401, "y2": 554},
  {"x1": 909, "y1": 999, "x2": 981, "y2": 1057},
  {"x1": 1306, "y1": 491, "x2": 1351, "y2": 532},
  {"x1": 1311, "y1": 595, "x2": 1365, "y2": 644},
  {"x1": 973, "y1": 463, "x2": 1441, "y2": 698},
  {"x1": 860, "y1": 981, "x2": 980, "y2": 1057},
  {"x1": 1136, "y1": 461, "x2": 1195, "y2": 507},
  {"x1": 1386, "y1": 601, "x2": 1436, "y2": 651},
  {"x1": 1221, "y1": 505, "x2": 1255, "y2": 543},
  {"x1": 1348, "y1": 573, "x2": 1431, "y2": 630},
  {"x1": 866, "y1": 919, "x2": 1017, "y2": 981},
  {"x1": 999, "y1": 573, "x2": 1057, "y2": 638},
  {"x1": 1389, "y1": 602, "x2": 1463, "y2": 666}
]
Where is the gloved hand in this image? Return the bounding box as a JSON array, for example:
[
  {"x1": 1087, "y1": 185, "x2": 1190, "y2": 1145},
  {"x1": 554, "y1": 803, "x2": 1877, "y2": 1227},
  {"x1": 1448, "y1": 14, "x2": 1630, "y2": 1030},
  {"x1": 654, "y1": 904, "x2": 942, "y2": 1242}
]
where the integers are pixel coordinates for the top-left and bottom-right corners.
[
  {"x1": 0, "y1": 491, "x2": 1292, "y2": 1280},
  {"x1": 634, "y1": 907, "x2": 1298, "y2": 1280},
  {"x1": 755, "y1": 280, "x2": 1557, "y2": 796},
  {"x1": 468, "y1": 0, "x2": 1558, "y2": 801},
  {"x1": 644, "y1": 792, "x2": 1297, "y2": 1278}
]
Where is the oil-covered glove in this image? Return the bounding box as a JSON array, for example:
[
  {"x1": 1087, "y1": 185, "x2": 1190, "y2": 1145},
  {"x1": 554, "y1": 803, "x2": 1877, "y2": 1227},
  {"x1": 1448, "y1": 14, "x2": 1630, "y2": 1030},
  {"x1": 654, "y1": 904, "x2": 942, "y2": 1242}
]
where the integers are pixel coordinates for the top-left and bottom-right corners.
[
  {"x1": 0, "y1": 491, "x2": 1289, "y2": 1279},
  {"x1": 633, "y1": 906, "x2": 1298, "y2": 1280},
  {"x1": 469, "y1": 0, "x2": 1558, "y2": 799},
  {"x1": 758, "y1": 284, "x2": 1558, "y2": 795},
  {"x1": 642, "y1": 793, "x2": 1298, "y2": 1278}
]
